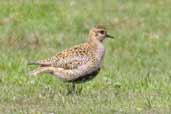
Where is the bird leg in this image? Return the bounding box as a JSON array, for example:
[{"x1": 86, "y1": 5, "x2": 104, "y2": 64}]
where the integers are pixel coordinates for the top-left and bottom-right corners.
[{"x1": 65, "y1": 83, "x2": 76, "y2": 95}]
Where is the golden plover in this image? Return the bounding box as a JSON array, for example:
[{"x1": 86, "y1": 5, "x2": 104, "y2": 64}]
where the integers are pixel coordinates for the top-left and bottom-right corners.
[{"x1": 29, "y1": 25, "x2": 113, "y2": 83}]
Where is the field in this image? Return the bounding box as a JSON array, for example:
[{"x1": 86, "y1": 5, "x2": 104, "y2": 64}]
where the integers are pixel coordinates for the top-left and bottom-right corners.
[{"x1": 0, "y1": 0, "x2": 171, "y2": 114}]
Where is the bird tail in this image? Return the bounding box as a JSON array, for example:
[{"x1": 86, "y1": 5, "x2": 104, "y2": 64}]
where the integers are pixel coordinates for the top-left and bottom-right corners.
[{"x1": 27, "y1": 61, "x2": 51, "y2": 67}]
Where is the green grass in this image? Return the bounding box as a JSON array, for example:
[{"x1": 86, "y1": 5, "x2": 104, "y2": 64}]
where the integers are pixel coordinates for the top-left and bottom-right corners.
[{"x1": 0, "y1": 0, "x2": 171, "y2": 113}]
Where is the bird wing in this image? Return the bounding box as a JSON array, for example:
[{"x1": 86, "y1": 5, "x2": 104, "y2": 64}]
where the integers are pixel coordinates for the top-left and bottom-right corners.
[
  {"x1": 52, "y1": 55, "x2": 90, "y2": 69},
  {"x1": 32, "y1": 43, "x2": 92, "y2": 69}
]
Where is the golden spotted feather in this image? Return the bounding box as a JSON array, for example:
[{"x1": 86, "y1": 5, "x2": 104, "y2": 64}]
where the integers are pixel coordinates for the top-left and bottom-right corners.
[
  {"x1": 33, "y1": 43, "x2": 96, "y2": 70},
  {"x1": 29, "y1": 25, "x2": 113, "y2": 82}
]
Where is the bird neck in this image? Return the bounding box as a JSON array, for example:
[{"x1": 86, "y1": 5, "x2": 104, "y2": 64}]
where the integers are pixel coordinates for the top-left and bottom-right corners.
[
  {"x1": 88, "y1": 37, "x2": 103, "y2": 49},
  {"x1": 88, "y1": 36, "x2": 101, "y2": 43}
]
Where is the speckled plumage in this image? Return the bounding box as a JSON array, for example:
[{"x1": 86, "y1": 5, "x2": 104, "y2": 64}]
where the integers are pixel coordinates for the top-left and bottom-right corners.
[{"x1": 29, "y1": 25, "x2": 113, "y2": 82}]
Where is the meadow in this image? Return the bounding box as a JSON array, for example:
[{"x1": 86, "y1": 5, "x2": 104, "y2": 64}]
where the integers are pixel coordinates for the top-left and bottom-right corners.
[{"x1": 0, "y1": 0, "x2": 171, "y2": 114}]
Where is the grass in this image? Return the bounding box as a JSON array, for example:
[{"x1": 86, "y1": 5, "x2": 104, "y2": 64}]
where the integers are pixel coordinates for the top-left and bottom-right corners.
[{"x1": 0, "y1": 0, "x2": 171, "y2": 113}]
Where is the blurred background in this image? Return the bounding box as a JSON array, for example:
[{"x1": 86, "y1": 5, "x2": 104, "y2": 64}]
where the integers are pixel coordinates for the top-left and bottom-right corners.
[{"x1": 0, "y1": 0, "x2": 171, "y2": 113}]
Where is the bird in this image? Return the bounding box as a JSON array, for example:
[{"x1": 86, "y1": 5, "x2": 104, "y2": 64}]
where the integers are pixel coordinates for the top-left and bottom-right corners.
[{"x1": 28, "y1": 25, "x2": 113, "y2": 84}]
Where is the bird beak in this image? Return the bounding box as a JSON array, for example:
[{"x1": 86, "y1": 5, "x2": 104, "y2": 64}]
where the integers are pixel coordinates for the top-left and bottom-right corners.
[{"x1": 106, "y1": 34, "x2": 114, "y2": 39}]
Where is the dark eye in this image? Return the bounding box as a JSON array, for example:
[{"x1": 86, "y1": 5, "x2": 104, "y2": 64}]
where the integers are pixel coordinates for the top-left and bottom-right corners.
[{"x1": 99, "y1": 30, "x2": 105, "y2": 34}]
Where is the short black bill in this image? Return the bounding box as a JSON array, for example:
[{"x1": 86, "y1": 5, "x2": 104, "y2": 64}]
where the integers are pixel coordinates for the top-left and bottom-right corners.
[{"x1": 106, "y1": 34, "x2": 114, "y2": 39}]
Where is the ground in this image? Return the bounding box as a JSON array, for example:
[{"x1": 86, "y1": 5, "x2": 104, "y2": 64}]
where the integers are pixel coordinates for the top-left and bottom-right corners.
[{"x1": 0, "y1": 0, "x2": 171, "y2": 114}]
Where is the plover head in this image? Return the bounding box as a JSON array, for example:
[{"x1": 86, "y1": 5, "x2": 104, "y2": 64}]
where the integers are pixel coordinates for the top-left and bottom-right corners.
[{"x1": 89, "y1": 25, "x2": 114, "y2": 42}]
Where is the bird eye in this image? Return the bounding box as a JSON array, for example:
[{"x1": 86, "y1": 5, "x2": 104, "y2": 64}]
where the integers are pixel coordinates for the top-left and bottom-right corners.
[{"x1": 99, "y1": 30, "x2": 105, "y2": 34}]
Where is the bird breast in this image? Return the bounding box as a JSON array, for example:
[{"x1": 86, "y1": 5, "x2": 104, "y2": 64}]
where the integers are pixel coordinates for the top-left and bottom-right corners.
[{"x1": 95, "y1": 43, "x2": 105, "y2": 67}]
